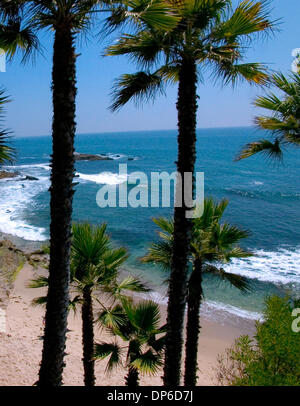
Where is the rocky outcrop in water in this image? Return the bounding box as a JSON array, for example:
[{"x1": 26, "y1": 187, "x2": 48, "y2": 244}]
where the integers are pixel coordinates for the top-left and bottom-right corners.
[
  {"x1": 21, "y1": 175, "x2": 38, "y2": 181},
  {"x1": 0, "y1": 171, "x2": 19, "y2": 180},
  {"x1": 74, "y1": 152, "x2": 113, "y2": 161},
  {"x1": 0, "y1": 171, "x2": 38, "y2": 181}
]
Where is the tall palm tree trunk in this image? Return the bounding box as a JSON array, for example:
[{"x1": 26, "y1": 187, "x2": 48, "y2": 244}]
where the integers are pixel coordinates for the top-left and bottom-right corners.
[
  {"x1": 184, "y1": 258, "x2": 203, "y2": 386},
  {"x1": 164, "y1": 57, "x2": 197, "y2": 386},
  {"x1": 125, "y1": 365, "x2": 139, "y2": 387},
  {"x1": 125, "y1": 343, "x2": 140, "y2": 386},
  {"x1": 38, "y1": 25, "x2": 77, "y2": 386},
  {"x1": 81, "y1": 286, "x2": 95, "y2": 386}
]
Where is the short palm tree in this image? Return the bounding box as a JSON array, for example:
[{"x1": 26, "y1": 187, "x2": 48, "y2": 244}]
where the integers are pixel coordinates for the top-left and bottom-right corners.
[
  {"x1": 71, "y1": 223, "x2": 125, "y2": 387},
  {"x1": 141, "y1": 198, "x2": 252, "y2": 386},
  {"x1": 30, "y1": 222, "x2": 149, "y2": 386},
  {"x1": 237, "y1": 72, "x2": 300, "y2": 161},
  {"x1": 95, "y1": 299, "x2": 165, "y2": 386},
  {"x1": 107, "y1": 0, "x2": 274, "y2": 385}
]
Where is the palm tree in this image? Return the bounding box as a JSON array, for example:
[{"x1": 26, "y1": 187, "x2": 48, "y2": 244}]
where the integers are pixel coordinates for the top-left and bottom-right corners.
[
  {"x1": 71, "y1": 222, "x2": 133, "y2": 386},
  {"x1": 16, "y1": 0, "x2": 179, "y2": 386},
  {"x1": 107, "y1": 0, "x2": 274, "y2": 385},
  {"x1": 10, "y1": 0, "x2": 100, "y2": 386},
  {"x1": 141, "y1": 198, "x2": 252, "y2": 385},
  {"x1": 237, "y1": 72, "x2": 300, "y2": 161},
  {"x1": 95, "y1": 299, "x2": 165, "y2": 386},
  {"x1": 30, "y1": 222, "x2": 149, "y2": 386},
  {"x1": 71, "y1": 223, "x2": 115, "y2": 386},
  {"x1": 0, "y1": 2, "x2": 38, "y2": 165}
]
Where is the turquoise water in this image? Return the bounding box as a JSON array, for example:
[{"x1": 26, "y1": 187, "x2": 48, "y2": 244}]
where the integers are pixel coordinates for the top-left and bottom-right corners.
[{"x1": 1, "y1": 127, "x2": 299, "y2": 320}]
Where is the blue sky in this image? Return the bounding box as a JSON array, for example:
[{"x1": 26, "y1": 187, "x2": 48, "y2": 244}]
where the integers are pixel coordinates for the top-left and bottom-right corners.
[{"x1": 1, "y1": 0, "x2": 300, "y2": 137}]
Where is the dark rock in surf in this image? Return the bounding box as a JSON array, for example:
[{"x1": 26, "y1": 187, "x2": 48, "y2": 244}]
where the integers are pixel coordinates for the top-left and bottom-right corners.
[{"x1": 74, "y1": 152, "x2": 113, "y2": 161}]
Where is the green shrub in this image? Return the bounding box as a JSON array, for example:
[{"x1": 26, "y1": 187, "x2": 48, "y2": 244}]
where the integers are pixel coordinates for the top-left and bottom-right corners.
[{"x1": 218, "y1": 296, "x2": 300, "y2": 386}]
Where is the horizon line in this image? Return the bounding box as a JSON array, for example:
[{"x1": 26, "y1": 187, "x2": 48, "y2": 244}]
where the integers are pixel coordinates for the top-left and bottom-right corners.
[{"x1": 14, "y1": 125, "x2": 255, "y2": 139}]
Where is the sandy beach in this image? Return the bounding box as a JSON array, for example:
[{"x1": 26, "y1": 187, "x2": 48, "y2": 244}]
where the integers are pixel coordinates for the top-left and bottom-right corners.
[{"x1": 0, "y1": 262, "x2": 256, "y2": 386}]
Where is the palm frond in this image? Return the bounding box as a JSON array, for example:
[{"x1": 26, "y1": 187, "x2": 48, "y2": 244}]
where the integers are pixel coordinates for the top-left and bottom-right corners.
[
  {"x1": 27, "y1": 275, "x2": 49, "y2": 289},
  {"x1": 140, "y1": 241, "x2": 172, "y2": 270},
  {"x1": 106, "y1": 31, "x2": 164, "y2": 66},
  {"x1": 100, "y1": 247, "x2": 128, "y2": 281},
  {"x1": 133, "y1": 0, "x2": 180, "y2": 31},
  {"x1": 72, "y1": 223, "x2": 109, "y2": 266},
  {"x1": 0, "y1": 19, "x2": 39, "y2": 63},
  {"x1": 31, "y1": 295, "x2": 47, "y2": 307},
  {"x1": 98, "y1": 305, "x2": 128, "y2": 330},
  {"x1": 130, "y1": 348, "x2": 163, "y2": 375},
  {"x1": 94, "y1": 342, "x2": 123, "y2": 373},
  {"x1": 124, "y1": 300, "x2": 161, "y2": 333},
  {"x1": 215, "y1": 62, "x2": 269, "y2": 87},
  {"x1": 152, "y1": 216, "x2": 174, "y2": 239},
  {"x1": 236, "y1": 138, "x2": 283, "y2": 161},
  {"x1": 204, "y1": 265, "x2": 252, "y2": 293},
  {"x1": 110, "y1": 71, "x2": 165, "y2": 111},
  {"x1": 115, "y1": 275, "x2": 150, "y2": 293},
  {"x1": 211, "y1": 0, "x2": 274, "y2": 41},
  {"x1": 207, "y1": 223, "x2": 249, "y2": 252},
  {"x1": 68, "y1": 295, "x2": 81, "y2": 314}
]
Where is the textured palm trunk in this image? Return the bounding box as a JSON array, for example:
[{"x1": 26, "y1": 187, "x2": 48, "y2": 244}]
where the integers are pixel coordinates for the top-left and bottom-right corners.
[
  {"x1": 81, "y1": 287, "x2": 95, "y2": 386},
  {"x1": 184, "y1": 258, "x2": 203, "y2": 386},
  {"x1": 125, "y1": 365, "x2": 139, "y2": 387},
  {"x1": 38, "y1": 25, "x2": 76, "y2": 386},
  {"x1": 164, "y1": 57, "x2": 197, "y2": 386},
  {"x1": 125, "y1": 343, "x2": 139, "y2": 386}
]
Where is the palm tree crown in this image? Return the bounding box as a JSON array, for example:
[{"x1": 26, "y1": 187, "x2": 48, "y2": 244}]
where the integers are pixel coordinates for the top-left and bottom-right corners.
[
  {"x1": 107, "y1": 0, "x2": 273, "y2": 110},
  {"x1": 237, "y1": 72, "x2": 300, "y2": 161}
]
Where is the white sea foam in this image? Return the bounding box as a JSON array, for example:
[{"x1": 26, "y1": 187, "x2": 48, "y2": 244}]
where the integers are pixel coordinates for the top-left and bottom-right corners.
[
  {"x1": 0, "y1": 177, "x2": 49, "y2": 241},
  {"x1": 77, "y1": 172, "x2": 128, "y2": 185},
  {"x1": 202, "y1": 301, "x2": 263, "y2": 322},
  {"x1": 7, "y1": 163, "x2": 51, "y2": 171},
  {"x1": 134, "y1": 291, "x2": 262, "y2": 322},
  {"x1": 223, "y1": 247, "x2": 300, "y2": 285}
]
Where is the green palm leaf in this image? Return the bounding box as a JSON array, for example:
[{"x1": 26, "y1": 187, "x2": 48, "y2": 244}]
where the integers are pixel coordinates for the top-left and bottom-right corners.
[
  {"x1": 28, "y1": 275, "x2": 49, "y2": 289},
  {"x1": 236, "y1": 138, "x2": 283, "y2": 161},
  {"x1": 31, "y1": 295, "x2": 48, "y2": 307},
  {"x1": 203, "y1": 265, "x2": 252, "y2": 293},
  {"x1": 98, "y1": 305, "x2": 128, "y2": 330},
  {"x1": 94, "y1": 342, "x2": 123, "y2": 373},
  {"x1": 123, "y1": 300, "x2": 161, "y2": 334},
  {"x1": 238, "y1": 71, "x2": 300, "y2": 160},
  {"x1": 110, "y1": 71, "x2": 165, "y2": 111},
  {"x1": 130, "y1": 348, "x2": 163, "y2": 375},
  {"x1": 114, "y1": 275, "x2": 150, "y2": 293}
]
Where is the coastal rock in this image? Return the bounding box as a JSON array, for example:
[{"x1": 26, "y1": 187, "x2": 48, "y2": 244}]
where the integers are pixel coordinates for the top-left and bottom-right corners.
[
  {"x1": 0, "y1": 171, "x2": 19, "y2": 180},
  {"x1": 20, "y1": 175, "x2": 38, "y2": 181},
  {"x1": 74, "y1": 152, "x2": 113, "y2": 161}
]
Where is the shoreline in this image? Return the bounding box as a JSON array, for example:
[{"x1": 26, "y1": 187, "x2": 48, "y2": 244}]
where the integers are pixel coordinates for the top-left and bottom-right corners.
[
  {"x1": 0, "y1": 262, "x2": 256, "y2": 386},
  {"x1": 0, "y1": 231, "x2": 262, "y2": 326}
]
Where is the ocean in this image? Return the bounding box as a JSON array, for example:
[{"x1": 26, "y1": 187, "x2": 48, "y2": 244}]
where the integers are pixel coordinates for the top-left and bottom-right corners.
[{"x1": 1, "y1": 127, "x2": 299, "y2": 323}]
